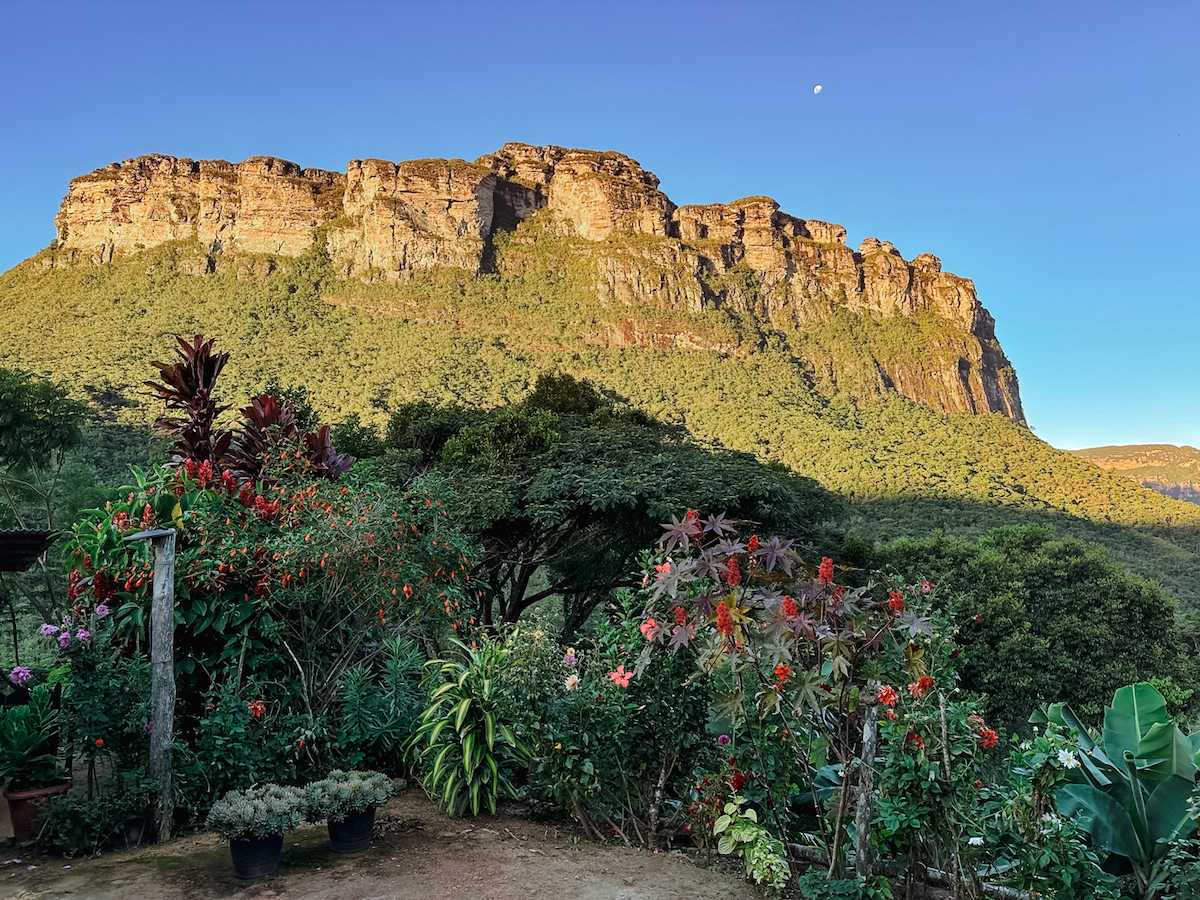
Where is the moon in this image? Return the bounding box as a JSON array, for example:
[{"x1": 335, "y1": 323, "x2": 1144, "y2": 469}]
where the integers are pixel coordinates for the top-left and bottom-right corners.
[{"x1": 813, "y1": 84, "x2": 823, "y2": 94}]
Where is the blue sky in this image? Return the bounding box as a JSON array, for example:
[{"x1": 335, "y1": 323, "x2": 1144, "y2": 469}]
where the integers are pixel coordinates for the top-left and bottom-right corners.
[{"x1": 1, "y1": 0, "x2": 1196, "y2": 449}]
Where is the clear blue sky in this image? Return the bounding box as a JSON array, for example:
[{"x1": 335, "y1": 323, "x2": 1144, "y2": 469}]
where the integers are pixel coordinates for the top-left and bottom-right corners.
[{"x1": 1, "y1": 1, "x2": 1196, "y2": 450}]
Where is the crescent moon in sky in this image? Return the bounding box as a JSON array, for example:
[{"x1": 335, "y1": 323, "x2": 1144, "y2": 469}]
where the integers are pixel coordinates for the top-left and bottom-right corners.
[{"x1": 813, "y1": 85, "x2": 823, "y2": 94}]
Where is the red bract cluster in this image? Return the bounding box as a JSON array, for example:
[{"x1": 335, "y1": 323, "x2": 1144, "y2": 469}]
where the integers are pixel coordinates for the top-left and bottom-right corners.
[{"x1": 818, "y1": 556, "x2": 834, "y2": 584}]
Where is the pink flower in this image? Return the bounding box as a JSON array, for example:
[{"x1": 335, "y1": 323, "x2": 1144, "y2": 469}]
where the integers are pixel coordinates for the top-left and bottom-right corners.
[
  {"x1": 608, "y1": 665, "x2": 632, "y2": 688},
  {"x1": 75, "y1": 629, "x2": 91, "y2": 646},
  {"x1": 8, "y1": 666, "x2": 31, "y2": 686},
  {"x1": 57, "y1": 631, "x2": 71, "y2": 649}
]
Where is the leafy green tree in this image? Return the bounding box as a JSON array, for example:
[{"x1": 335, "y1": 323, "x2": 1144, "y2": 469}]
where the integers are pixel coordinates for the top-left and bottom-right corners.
[
  {"x1": 0, "y1": 367, "x2": 88, "y2": 530},
  {"x1": 383, "y1": 374, "x2": 842, "y2": 633},
  {"x1": 0, "y1": 367, "x2": 89, "y2": 623},
  {"x1": 877, "y1": 525, "x2": 1189, "y2": 735}
]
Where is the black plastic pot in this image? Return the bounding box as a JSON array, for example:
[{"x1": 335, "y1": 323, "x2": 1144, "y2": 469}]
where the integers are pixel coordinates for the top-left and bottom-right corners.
[
  {"x1": 229, "y1": 833, "x2": 284, "y2": 878},
  {"x1": 327, "y1": 807, "x2": 376, "y2": 853}
]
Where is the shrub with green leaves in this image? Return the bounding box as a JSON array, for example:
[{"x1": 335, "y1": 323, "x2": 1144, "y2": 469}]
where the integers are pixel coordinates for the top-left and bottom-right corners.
[
  {"x1": 712, "y1": 797, "x2": 790, "y2": 894},
  {"x1": 409, "y1": 640, "x2": 529, "y2": 816},
  {"x1": 302, "y1": 769, "x2": 394, "y2": 822},
  {"x1": 205, "y1": 783, "x2": 304, "y2": 841}
]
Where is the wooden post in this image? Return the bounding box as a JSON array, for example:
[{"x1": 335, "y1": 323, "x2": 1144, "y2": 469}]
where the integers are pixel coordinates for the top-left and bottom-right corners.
[
  {"x1": 854, "y1": 678, "x2": 880, "y2": 880},
  {"x1": 125, "y1": 528, "x2": 176, "y2": 842}
]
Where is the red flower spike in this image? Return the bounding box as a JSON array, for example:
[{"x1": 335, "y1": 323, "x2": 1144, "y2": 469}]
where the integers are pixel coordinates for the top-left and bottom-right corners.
[{"x1": 818, "y1": 557, "x2": 834, "y2": 584}]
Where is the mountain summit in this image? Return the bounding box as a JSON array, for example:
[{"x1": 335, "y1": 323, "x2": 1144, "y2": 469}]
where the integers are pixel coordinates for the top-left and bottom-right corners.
[{"x1": 48, "y1": 143, "x2": 1022, "y2": 420}]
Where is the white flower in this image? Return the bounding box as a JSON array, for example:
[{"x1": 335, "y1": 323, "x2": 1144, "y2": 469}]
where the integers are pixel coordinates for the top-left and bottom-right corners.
[
  {"x1": 1057, "y1": 749, "x2": 1080, "y2": 769},
  {"x1": 565, "y1": 674, "x2": 580, "y2": 691},
  {"x1": 967, "y1": 836, "x2": 984, "y2": 847}
]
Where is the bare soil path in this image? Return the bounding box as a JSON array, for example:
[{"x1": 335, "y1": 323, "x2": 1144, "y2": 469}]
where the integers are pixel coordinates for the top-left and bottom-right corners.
[{"x1": 0, "y1": 789, "x2": 764, "y2": 900}]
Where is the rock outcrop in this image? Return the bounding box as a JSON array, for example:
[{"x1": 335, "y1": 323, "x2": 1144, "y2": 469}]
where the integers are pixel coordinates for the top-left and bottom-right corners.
[
  {"x1": 54, "y1": 155, "x2": 344, "y2": 263},
  {"x1": 49, "y1": 142, "x2": 1024, "y2": 420}
]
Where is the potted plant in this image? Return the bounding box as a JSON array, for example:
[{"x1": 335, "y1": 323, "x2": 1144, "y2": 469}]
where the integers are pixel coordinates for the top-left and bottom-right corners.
[
  {"x1": 302, "y1": 769, "x2": 394, "y2": 853},
  {"x1": 0, "y1": 683, "x2": 70, "y2": 841},
  {"x1": 206, "y1": 783, "x2": 303, "y2": 877}
]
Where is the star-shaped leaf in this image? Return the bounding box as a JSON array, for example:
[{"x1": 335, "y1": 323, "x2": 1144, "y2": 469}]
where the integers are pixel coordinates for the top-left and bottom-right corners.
[{"x1": 897, "y1": 609, "x2": 935, "y2": 638}]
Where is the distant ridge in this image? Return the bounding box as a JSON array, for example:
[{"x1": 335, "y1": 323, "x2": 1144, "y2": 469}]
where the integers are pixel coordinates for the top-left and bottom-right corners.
[{"x1": 1072, "y1": 444, "x2": 1200, "y2": 505}]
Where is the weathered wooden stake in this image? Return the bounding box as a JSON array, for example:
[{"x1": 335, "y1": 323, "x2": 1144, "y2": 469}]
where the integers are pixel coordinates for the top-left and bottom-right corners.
[
  {"x1": 854, "y1": 678, "x2": 881, "y2": 880},
  {"x1": 125, "y1": 528, "x2": 176, "y2": 842}
]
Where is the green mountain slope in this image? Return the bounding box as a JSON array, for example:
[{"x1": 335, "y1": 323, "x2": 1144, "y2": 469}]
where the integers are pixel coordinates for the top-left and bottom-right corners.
[{"x1": 3, "y1": 224, "x2": 1200, "y2": 611}]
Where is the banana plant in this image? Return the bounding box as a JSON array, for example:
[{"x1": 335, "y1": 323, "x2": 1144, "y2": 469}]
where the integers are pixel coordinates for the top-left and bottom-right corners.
[
  {"x1": 1036, "y1": 683, "x2": 1199, "y2": 900},
  {"x1": 408, "y1": 640, "x2": 530, "y2": 816}
]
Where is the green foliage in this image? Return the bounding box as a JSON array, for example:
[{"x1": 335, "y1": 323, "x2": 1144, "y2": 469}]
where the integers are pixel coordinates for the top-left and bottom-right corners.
[
  {"x1": 796, "y1": 871, "x2": 893, "y2": 900},
  {"x1": 712, "y1": 797, "x2": 790, "y2": 894},
  {"x1": 503, "y1": 605, "x2": 711, "y2": 847},
  {"x1": 877, "y1": 525, "x2": 1189, "y2": 735},
  {"x1": 301, "y1": 769, "x2": 394, "y2": 822},
  {"x1": 5, "y1": 236, "x2": 1200, "y2": 622},
  {"x1": 35, "y1": 788, "x2": 152, "y2": 856},
  {"x1": 974, "y1": 726, "x2": 1115, "y2": 899},
  {"x1": 409, "y1": 640, "x2": 530, "y2": 816},
  {"x1": 205, "y1": 783, "x2": 304, "y2": 841},
  {"x1": 0, "y1": 682, "x2": 67, "y2": 790},
  {"x1": 334, "y1": 635, "x2": 425, "y2": 771},
  {"x1": 1041, "y1": 683, "x2": 1200, "y2": 900}
]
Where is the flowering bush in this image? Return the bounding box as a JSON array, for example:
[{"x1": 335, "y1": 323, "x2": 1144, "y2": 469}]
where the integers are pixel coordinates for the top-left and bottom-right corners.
[{"x1": 501, "y1": 603, "x2": 711, "y2": 847}]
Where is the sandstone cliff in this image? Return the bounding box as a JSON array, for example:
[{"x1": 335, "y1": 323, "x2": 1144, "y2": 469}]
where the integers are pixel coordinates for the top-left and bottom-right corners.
[{"x1": 49, "y1": 142, "x2": 1024, "y2": 421}]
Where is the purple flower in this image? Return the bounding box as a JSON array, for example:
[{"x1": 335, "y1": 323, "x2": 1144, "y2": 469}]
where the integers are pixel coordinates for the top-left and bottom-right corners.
[
  {"x1": 56, "y1": 631, "x2": 71, "y2": 649},
  {"x1": 143, "y1": 722, "x2": 152, "y2": 734},
  {"x1": 94, "y1": 604, "x2": 110, "y2": 618},
  {"x1": 39, "y1": 624, "x2": 57, "y2": 637},
  {"x1": 75, "y1": 629, "x2": 91, "y2": 646},
  {"x1": 8, "y1": 666, "x2": 31, "y2": 686},
  {"x1": 717, "y1": 734, "x2": 732, "y2": 746},
  {"x1": 562, "y1": 648, "x2": 577, "y2": 668}
]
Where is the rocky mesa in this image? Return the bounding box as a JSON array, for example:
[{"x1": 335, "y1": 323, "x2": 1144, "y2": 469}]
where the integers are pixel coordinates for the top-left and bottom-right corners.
[{"x1": 49, "y1": 142, "x2": 1023, "y2": 421}]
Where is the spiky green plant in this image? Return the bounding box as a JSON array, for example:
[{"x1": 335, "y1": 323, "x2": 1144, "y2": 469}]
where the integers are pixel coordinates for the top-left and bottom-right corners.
[{"x1": 409, "y1": 641, "x2": 529, "y2": 816}]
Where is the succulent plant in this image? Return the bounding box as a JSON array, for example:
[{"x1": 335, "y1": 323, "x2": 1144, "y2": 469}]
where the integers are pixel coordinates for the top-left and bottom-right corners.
[
  {"x1": 302, "y1": 769, "x2": 394, "y2": 823},
  {"x1": 205, "y1": 783, "x2": 304, "y2": 841}
]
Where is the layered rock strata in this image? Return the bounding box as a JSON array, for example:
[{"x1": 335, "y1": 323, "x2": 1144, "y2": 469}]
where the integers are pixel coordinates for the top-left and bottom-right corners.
[{"x1": 50, "y1": 142, "x2": 1023, "y2": 420}]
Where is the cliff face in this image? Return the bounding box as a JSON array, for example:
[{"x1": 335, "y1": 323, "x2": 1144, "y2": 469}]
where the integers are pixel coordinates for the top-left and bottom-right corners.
[{"x1": 50, "y1": 142, "x2": 1024, "y2": 420}]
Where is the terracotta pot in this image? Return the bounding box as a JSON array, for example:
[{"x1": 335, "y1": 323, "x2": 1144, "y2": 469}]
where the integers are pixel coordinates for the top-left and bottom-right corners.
[
  {"x1": 327, "y1": 807, "x2": 376, "y2": 853},
  {"x1": 229, "y1": 833, "x2": 284, "y2": 878},
  {"x1": 4, "y1": 781, "x2": 71, "y2": 842}
]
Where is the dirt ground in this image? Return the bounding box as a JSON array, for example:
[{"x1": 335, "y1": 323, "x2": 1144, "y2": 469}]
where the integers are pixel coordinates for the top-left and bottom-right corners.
[{"x1": 0, "y1": 787, "x2": 767, "y2": 900}]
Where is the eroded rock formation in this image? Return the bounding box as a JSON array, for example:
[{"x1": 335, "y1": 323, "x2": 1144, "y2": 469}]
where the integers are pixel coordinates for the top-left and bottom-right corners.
[{"x1": 49, "y1": 142, "x2": 1024, "y2": 420}]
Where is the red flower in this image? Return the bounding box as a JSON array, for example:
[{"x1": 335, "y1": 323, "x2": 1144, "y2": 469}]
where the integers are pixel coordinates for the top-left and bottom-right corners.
[
  {"x1": 906, "y1": 732, "x2": 926, "y2": 751},
  {"x1": 818, "y1": 557, "x2": 834, "y2": 584},
  {"x1": 878, "y1": 685, "x2": 899, "y2": 707},
  {"x1": 774, "y1": 664, "x2": 792, "y2": 684},
  {"x1": 674, "y1": 606, "x2": 687, "y2": 625},
  {"x1": 608, "y1": 665, "x2": 632, "y2": 688},
  {"x1": 908, "y1": 676, "x2": 935, "y2": 699},
  {"x1": 716, "y1": 600, "x2": 733, "y2": 637},
  {"x1": 247, "y1": 700, "x2": 266, "y2": 719},
  {"x1": 296, "y1": 738, "x2": 306, "y2": 749},
  {"x1": 640, "y1": 617, "x2": 658, "y2": 639},
  {"x1": 747, "y1": 534, "x2": 759, "y2": 553},
  {"x1": 94, "y1": 738, "x2": 104, "y2": 748},
  {"x1": 781, "y1": 595, "x2": 797, "y2": 618},
  {"x1": 729, "y1": 770, "x2": 747, "y2": 791},
  {"x1": 885, "y1": 710, "x2": 899, "y2": 721},
  {"x1": 724, "y1": 557, "x2": 741, "y2": 585},
  {"x1": 977, "y1": 728, "x2": 998, "y2": 750},
  {"x1": 887, "y1": 591, "x2": 905, "y2": 612}
]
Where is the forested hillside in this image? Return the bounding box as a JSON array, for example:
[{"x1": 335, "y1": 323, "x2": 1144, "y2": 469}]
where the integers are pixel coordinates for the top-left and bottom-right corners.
[{"x1": 3, "y1": 219, "x2": 1199, "y2": 612}]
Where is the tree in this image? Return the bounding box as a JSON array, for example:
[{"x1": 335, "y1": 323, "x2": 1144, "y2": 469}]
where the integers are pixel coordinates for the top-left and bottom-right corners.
[
  {"x1": 877, "y1": 525, "x2": 1189, "y2": 735},
  {"x1": 0, "y1": 367, "x2": 88, "y2": 621},
  {"x1": 384, "y1": 374, "x2": 843, "y2": 633}
]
